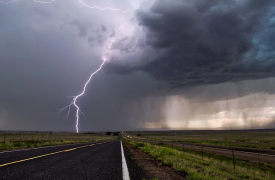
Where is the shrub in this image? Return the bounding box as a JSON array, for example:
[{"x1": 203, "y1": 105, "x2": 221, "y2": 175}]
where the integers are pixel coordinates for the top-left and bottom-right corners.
[
  {"x1": 13, "y1": 142, "x2": 23, "y2": 147},
  {"x1": 133, "y1": 142, "x2": 145, "y2": 148},
  {"x1": 113, "y1": 132, "x2": 119, "y2": 136}
]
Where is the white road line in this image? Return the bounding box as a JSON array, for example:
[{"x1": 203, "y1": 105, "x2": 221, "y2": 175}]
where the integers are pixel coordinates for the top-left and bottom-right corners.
[{"x1": 121, "y1": 141, "x2": 130, "y2": 180}]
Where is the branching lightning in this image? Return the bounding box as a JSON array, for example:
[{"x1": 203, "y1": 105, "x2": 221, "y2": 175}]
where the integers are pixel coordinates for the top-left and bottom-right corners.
[
  {"x1": 0, "y1": 0, "x2": 56, "y2": 4},
  {"x1": 60, "y1": 21, "x2": 126, "y2": 133},
  {"x1": 33, "y1": 0, "x2": 56, "y2": 3},
  {"x1": 73, "y1": 60, "x2": 106, "y2": 133},
  {"x1": 1, "y1": 0, "x2": 127, "y2": 132},
  {"x1": 1, "y1": 0, "x2": 127, "y2": 13},
  {"x1": 0, "y1": 0, "x2": 20, "y2": 4},
  {"x1": 78, "y1": 0, "x2": 127, "y2": 13},
  {"x1": 61, "y1": 2, "x2": 126, "y2": 133}
]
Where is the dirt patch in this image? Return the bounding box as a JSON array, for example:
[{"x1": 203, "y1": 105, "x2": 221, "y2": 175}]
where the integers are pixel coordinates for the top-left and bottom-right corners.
[
  {"x1": 123, "y1": 142, "x2": 148, "y2": 180},
  {"x1": 123, "y1": 141, "x2": 185, "y2": 180}
]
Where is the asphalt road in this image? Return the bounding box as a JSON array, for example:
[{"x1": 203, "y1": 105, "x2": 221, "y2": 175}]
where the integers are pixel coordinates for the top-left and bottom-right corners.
[{"x1": 0, "y1": 139, "x2": 123, "y2": 180}]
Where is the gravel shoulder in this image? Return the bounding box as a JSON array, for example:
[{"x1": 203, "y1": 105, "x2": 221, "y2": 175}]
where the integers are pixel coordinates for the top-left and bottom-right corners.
[{"x1": 123, "y1": 141, "x2": 185, "y2": 180}]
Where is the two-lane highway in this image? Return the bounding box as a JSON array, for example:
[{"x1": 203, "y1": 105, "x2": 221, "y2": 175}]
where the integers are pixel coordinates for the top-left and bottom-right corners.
[{"x1": 0, "y1": 139, "x2": 123, "y2": 180}]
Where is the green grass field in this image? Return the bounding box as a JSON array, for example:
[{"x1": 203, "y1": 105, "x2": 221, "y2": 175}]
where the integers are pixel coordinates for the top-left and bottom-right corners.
[
  {"x1": 125, "y1": 138, "x2": 275, "y2": 180},
  {"x1": 0, "y1": 132, "x2": 116, "y2": 151},
  {"x1": 128, "y1": 130, "x2": 275, "y2": 150}
]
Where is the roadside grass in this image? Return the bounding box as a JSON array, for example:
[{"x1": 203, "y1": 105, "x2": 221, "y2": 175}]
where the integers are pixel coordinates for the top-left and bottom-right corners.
[
  {"x1": 0, "y1": 132, "x2": 116, "y2": 151},
  {"x1": 0, "y1": 140, "x2": 86, "y2": 150},
  {"x1": 126, "y1": 140, "x2": 275, "y2": 180}
]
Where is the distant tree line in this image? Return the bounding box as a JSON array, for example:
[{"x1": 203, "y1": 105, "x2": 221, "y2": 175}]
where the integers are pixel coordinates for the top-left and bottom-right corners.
[
  {"x1": 106, "y1": 132, "x2": 119, "y2": 136},
  {"x1": 83, "y1": 132, "x2": 97, "y2": 134}
]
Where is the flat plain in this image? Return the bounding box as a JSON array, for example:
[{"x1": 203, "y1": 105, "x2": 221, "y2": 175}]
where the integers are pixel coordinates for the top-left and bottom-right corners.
[
  {"x1": 123, "y1": 129, "x2": 275, "y2": 180},
  {"x1": 128, "y1": 129, "x2": 275, "y2": 150},
  {"x1": 0, "y1": 132, "x2": 115, "y2": 151}
]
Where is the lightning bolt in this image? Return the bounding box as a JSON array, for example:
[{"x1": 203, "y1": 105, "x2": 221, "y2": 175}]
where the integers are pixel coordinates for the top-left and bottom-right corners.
[
  {"x1": 61, "y1": 3, "x2": 126, "y2": 133},
  {"x1": 0, "y1": 0, "x2": 56, "y2": 4},
  {"x1": 1, "y1": 0, "x2": 127, "y2": 133},
  {"x1": 78, "y1": 0, "x2": 127, "y2": 13},
  {"x1": 63, "y1": 22, "x2": 125, "y2": 133},
  {"x1": 73, "y1": 60, "x2": 105, "y2": 133},
  {"x1": 1, "y1": 0, "x2": 127, "y2": 13},
  {"x1": 0, "y1": 0, "x2": 20, "y2": 4},
  {"x1": 33, "y1": 0, "x2": 56, "y2": 3}
]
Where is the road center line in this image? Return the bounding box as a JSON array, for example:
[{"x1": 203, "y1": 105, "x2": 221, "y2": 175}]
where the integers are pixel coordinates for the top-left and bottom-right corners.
[{"x1": 0, "y1": 142, "x2": 108, "y2": 167}]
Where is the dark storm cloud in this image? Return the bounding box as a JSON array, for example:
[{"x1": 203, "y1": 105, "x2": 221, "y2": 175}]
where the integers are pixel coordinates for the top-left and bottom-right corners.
[
  {"x1": 69, "y1": 19, "x2": 108, "y2": 46},
  {"x1": 2, "y1": 0, "x2": 275, "y2": 132},
  {"x1": 0, "y1": 0, "x2": 166, "y2": 131},
  {"x1": 105, "y1": 0, "x2": 275, "y2": 89}
]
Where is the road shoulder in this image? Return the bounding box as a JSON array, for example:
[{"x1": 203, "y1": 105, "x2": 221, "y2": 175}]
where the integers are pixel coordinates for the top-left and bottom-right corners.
[{"x1": 123, "y1": 141, "x2": 185, "y2": 180}]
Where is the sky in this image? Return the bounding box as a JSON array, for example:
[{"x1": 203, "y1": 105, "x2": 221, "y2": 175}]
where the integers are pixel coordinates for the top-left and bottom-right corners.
[{"x1": 0, "y1": 0, "x2": 275, "y2": 132}]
